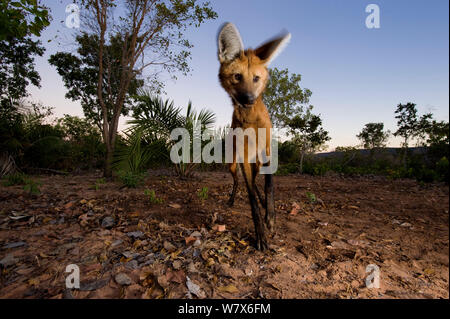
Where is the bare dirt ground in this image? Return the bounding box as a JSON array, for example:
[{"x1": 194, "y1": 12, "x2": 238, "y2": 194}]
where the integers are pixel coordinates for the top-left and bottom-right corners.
[{"x1": 0, "y1": 171, "x2": 448, "y2": 299}]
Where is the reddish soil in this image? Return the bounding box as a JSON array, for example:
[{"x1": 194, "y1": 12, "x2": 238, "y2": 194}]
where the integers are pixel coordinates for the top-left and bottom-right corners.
[{"x1": 0, "y1": 171, "x2": 448, "y2": 299}]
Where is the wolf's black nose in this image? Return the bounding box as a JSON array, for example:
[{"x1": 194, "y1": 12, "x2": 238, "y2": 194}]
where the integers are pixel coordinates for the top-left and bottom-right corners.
[{"x1": 237, "y1": 92, "x2": 255, "y2": 105}]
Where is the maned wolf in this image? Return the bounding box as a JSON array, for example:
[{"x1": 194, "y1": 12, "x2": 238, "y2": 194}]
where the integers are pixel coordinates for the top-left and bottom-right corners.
[{"x1": 217, "y1": 22, "x2": 291, "y2": 250}]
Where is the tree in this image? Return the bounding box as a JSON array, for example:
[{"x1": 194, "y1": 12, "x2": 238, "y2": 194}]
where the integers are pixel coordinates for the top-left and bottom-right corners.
[
  {"x1": 49, "y1": 33, "x2": 145, "y2": 131},
  {"x1": 357, "y1": 122, "x2": 390, "y2": 151},
  {"x1": 70, "y1": 0, "x2": 217, "y2": 177},
  {"x1": 287, "y1": 106, "x2": 330, "y2": 173},
  {"x1": 263, "y1": 67, "x2": 312, "y2": 128},
  {"x1": 0, "y1": 38, "x2": 44, "y2": 110},
  {"x1": 0, "y1": 0, "x2": 50, "y2": 41},
  {"x1": 394, "y1": 102, "x2": 432, "y2": 164}
]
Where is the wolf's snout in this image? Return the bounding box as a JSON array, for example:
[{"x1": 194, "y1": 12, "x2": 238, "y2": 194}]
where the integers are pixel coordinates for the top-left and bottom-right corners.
[{"x1": 236, "y1": 92, "x2": 255, "y2": 106}]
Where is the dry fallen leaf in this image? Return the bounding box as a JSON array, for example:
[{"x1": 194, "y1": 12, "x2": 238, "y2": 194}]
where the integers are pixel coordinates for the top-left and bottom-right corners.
[
  {"x1": 212, "y1": 224, "x2": 226, "y2": 232},
  {"x1": 217, "y1": 284, "x2": 238, "y2": 294},
  {"x1": 290, "y1": 202, "x2": 301, "y2": 216}
]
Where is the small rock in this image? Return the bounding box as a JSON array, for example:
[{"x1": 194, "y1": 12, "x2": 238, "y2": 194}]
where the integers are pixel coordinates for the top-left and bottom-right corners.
[
  {"x1": 122, "y1": 251, "x2": 140, "y2": 260},
  {"x1": 127, "y1": 231, "x2": 144, "y2": 239},
  {"x1": 101, "y1": 216, "x2": 115, "y2": 229},
  {"x1": 125, "y1": 260, "x2": 139, "y2": 270},
  {"x1": 193, "y1": 239, "x2": 201, "y2": 247},
  {"x1": 3, "y1": 241, "x2": 27, "y2": 249},
  {"x1": 115, "y1": 273, "x2": 132, "y2": 286},
  {"x1": 190, "y1": 231, "x2": 202, "y2": 238},
  {"x1": 329, "y1": 241, "x2": 351, "y2": 250},
  {"x1": 80, "y1": 278, "x2": 109, "y2": 291},
  {"x1": 0, "y1": 254, "x2": 17, "y2": 268},
  {"x1": 186, "y1": 276, "x2": 205, "y2": 298},
  {"x1": 163, "y1": 241, "x2": 176, "y2": 252},
  {"x1": 400, "y1": 222, "x2": 412, "y2": 227},
  {"x1": 168, "y1": 203, "x2": 181, "y2": 209},
  {"x1": 193, "y1": 249, "x2": 201, "y2": 258},
  {"x1": 309, "y1": 263, "x2": 319, "y2": 271},
  {"x1": 187, "y1": 262, "x2": 198, "y2": 273},
  {"x1": 111, "y1": 239, "x2": 123, "y2": 248},
  {"x1": 173, "y1": 260, "x2": 182, "y2": 270}
]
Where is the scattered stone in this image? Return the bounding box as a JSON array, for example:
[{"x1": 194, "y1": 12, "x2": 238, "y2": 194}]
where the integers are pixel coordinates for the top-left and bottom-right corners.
[
  {"x1": 187, "y1": 262, "x2": 198, "y2": 273},
  {"x1": 125, "y1": 260, "x2": 139, "y2": 270},
  {"x1": 329, "y1": 241, "x2": 351, "y2": 250},
  {"x1": 193, "y1": 249, "x2": 201, "y2": 258},
  {"x1": 186, "y1": 276, "x2": 205, "y2": 298},
  {"x1": 318, "y1": 222, "x2": 328, "y2": 226},
  {"x1": 122, "y1": 251, "x2": 140, "y2": 260},
  {"x1": 0, "y1": 254, "x2": 17, "y2": 268},
  {"x1": 127, "y1": 231, "x2": 144, "y2": 239},
  {"x1": 3, "y1": 241, "x2": 27, "y2": 249},
  {"x1": 348, "y1": 239, "x2": 370, "y2": 246},
  {"x1": 80, "y1": 278, "x2": 109, "y2": 291},
  {"x1": 173, "y1": 260, "x2": 182, "y2": 270},
  {"x1": 163, "y1": 241, "x2": 177, "y2": 252},
  {"x1": 169, "y1": 203, "x2": 181, "y2": 209},
  {"x1": 115, "y1": 273, "x2": 132, "y2": 286},
  {"x1": 190, "y1": 231, "x2": 202, "y2": 238},
  {"x1": 400, "y1": 222, "x2": 412, "y2": 227},
  {"x1": 193, "y1": 239, "x2": 201, "y2": 247},
  {"x1": 309, "y1": 263, "x2": 319, "y2": 271},
  {"x1": 101, "y1": 216, "x2": 115, "y2": 229},
  {"x1": 111, "y1": 239, "x2": 123, "y2": 248}
]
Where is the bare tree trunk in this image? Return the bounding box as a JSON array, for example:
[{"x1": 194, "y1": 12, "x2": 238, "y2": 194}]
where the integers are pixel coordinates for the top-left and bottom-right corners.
[
  {"x1": 103, "y1": 141, "x2": 113, "y2": 177},
  {"x1": 299, "y1": 151, "x2": 305, "y2": 174}
]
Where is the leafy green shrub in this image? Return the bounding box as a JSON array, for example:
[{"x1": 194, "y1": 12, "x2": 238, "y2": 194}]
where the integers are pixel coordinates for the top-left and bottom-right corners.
[
  {"x1": 90, "y1": 178, "x2": 106, "y2": 190},
  {"x1": 2, "y1": 172, "x2": 28, "y2": 186},
  {"x1": 144, "y1": 189, "x2": 164, "y2": 204},
  {"x1": 23, "y1": 178, "x2": 41, "y2": 195},
  {"x1": 436, "y1": 156, "x2": 449, "y2": 183},
  {"x1": 275, "y1": 163, "x2": 299, "y2": 175},
  {"x1": 198, "y1": 186, "x2": 208, "y2": 200},
  {"x1": 118, "y1": 170, "x2": 146, "y2": 188},
  {"x1": 306, "y1": 191, "x2": 316, "y2": 203}
]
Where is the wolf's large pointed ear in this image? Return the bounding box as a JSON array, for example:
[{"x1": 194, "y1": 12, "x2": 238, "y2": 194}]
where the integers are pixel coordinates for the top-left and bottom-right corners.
[
  {"x1": 255, "y1": 31, "x2": 291, "y2": 66},
  {"x1": 217, "y1": 22, "x2": 244, "y2": 63}
]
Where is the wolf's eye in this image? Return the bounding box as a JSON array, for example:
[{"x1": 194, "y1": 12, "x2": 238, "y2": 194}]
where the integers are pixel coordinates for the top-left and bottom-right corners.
[
  {"x1": 234, "y1": 73, "x2": 242, "y2": 81},
  {"x1": 253, "y1": 75, "x2": 260, "y2": 83}
]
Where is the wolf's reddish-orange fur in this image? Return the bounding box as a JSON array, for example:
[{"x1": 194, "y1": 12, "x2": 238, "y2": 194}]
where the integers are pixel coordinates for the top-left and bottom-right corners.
[{"x1": 217, "y1": 23, "x2": 290, "y2": 250}]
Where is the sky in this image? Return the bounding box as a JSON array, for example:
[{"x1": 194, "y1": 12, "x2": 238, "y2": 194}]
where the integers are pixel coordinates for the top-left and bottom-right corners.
[{"x1": 28, "y1": 0, "x2": 449, "y2": 150}]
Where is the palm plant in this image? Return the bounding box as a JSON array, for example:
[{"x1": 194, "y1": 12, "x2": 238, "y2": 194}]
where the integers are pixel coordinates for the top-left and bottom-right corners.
[
  {"x1": 174, "y1": 100, "x2": 216, "y2": 178},
  {"x1": 112, "y1": 90, "x2": 216, "y2": 178}
]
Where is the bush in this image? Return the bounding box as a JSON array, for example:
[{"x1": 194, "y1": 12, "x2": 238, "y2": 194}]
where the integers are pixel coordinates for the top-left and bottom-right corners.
[
  {"x1": 117, "y1": 170, "x2": 146, "y2": 188},
  {"x1": 275, "y1": 163, "x2": 299, "y2": 175},
  {"x1": 23, "y1": 178, "x2": 41, "y2": 195},
  {"x1": 436, "y1": 156, "x2": 449, "y2": 183},
  {"x1": 2, "y1": 172, "x2": 28, "y2": 186}
]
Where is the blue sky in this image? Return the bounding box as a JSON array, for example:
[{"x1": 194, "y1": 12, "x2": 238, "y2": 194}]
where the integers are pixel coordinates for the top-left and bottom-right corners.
[{"x1": 29, "y1": 0, "x2": 449, "y2": 150}]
